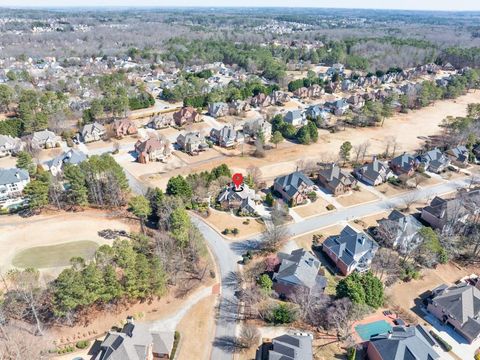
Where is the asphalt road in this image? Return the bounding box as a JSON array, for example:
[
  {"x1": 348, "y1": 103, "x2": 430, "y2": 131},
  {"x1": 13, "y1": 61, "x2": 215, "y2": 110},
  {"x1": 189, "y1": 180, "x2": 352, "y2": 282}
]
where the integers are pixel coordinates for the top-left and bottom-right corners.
[{"x1": 190, "y1": 215, "x2": 239, "y2": 360}]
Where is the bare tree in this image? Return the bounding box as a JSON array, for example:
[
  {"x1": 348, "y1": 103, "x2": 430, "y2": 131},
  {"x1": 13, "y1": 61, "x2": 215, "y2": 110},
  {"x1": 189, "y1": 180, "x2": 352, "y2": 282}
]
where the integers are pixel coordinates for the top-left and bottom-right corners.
[
  {"x1": 260, "y1": 223, "x2": 289, "y2": 252},
  {"x1": 237, "y1": 325, "x2": 260, "y2": 350},
  {"x1": 4, "y1": 269, "x2": 45, "y2": 336}
]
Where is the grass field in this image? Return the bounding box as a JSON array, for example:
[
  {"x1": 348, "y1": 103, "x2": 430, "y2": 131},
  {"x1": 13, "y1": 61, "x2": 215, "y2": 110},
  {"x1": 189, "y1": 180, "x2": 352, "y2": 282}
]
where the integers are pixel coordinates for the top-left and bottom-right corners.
[{"x1": 12, "y1": 240, "x2": 99, "y2": 269}]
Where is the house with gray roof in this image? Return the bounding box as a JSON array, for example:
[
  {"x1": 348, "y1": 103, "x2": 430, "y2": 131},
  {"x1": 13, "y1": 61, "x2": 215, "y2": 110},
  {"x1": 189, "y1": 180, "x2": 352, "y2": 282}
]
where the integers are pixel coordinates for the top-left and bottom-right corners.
[
  {"x1": 176, "y1": 131, "x2": 208, "y2": 155},
  {"x1": 210, "y1": 125, "x2": 244, "y2": 148},
  {"x1": 208, "y1": 102, "x2": 229, "y2": 118},
  {"x1": 147, "y1": 115, "x2": 172, "y2": 130},
  {"x1": 44, "y1": 149, "x2": 88, "y2": 176},
  {"x1": 284, "y1": 110, "x2": 306, "y2": 127},
  {"x1": 0, "y1": 134, "x2": 22, "y2": 157},
  {"x1": 81, "y1": 122, "x2": 106, "y2": 143},
  {"x1": 273, "y1": 171, "x2": 314, "y2": 206},
  {"x1": 367, "y1": 325, "x2": 440, "y2": 360},
  {"x1": 243, "y1": 118, "x2": 272, "y2": 142},
  {"x1": 427, "y1": 283, "x2": 480, "y2": 344},
  {"x1": 446, "y1": 145, "x2": 469, "y2": 167},
  {"x1": 377, "y1": 210, "x2": 423, "y2": 254},
  {"x1": 354, "y1": 158, "x2": 394, "y2": 186},
  {"x1": 317, "y1": 163, "x2": 357, "y2": 196},
  {"x1": 272, "y1": 249, "x2": 326, "y2": 298},
  {"x1": 306, "y1": 105, "x2": 331, "y2": 124},
  {"x1": 417, "y1": 148, "x2": 450, "y2": 173},
  {"x1": 93, "y1": 317, "x2": 175, "y2": 360},
  {"x1": 322, "y1": 225, "x2": 378, "y2": 275},
  {"x1": 217, "y1": 183, "x2": 260, "y2": 214},
  {"x1": 27, "y1": 129, "x2": 60, "y2": 149},
  {"x1": 256, "y1": 333, "x2": 313, "y2": 360},
  {"x1": 420, "y1": 191, "x2": 480, "y2": 231},
  {"x1": 0, "y1": 168, "x2": 30, "y2": 208},
  {"x1": 389, "y1": 153, "x2": 418, "y2": 177}
]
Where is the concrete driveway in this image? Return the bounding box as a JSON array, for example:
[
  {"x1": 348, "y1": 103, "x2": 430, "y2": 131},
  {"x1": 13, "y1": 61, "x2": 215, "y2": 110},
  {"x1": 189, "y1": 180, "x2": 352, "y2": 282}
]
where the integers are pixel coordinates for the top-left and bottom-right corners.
[{"x1": 424, "y1": 312, "x2": 480, "y2": 360}]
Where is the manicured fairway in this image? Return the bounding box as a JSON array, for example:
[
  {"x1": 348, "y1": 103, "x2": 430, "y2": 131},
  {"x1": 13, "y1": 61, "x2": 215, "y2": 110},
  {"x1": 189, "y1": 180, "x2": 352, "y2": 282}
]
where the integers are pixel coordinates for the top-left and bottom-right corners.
[{"x1": 12, "y1": 240, "x2": 99, "y2": 269}]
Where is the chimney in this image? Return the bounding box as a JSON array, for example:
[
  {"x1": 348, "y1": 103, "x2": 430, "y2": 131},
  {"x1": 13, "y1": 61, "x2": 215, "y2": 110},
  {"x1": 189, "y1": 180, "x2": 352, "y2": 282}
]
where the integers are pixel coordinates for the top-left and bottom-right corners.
[
  {"x1": 15, "y1": 172, "x2": 20, "y2": 179},
  {"x1": 372, "y1": 155, "x2": 377, "y2": 162}
]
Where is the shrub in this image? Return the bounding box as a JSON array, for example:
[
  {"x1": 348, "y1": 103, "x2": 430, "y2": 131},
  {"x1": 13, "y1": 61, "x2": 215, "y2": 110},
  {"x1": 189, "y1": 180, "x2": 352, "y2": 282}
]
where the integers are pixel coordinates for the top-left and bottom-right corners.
[
  {"x1": 326, "y1": 204, "x2": 335, "y2": 211},
  {"x1": 258, "y1": 274, "x2": 273, "y2": 294},
  {"x1": 307, "y1": 191, "x2": 317, "y2": 201},
  {"x1": 170, "y1": 331, "x2": 181, "y2": 359},
  {"x1": 265, "y1": 192, "x2": 275, "y2": 207},
  {"x1": 222, "y1": 228, "x2": 231, "y2": 235},
  {"x1": 232, "y1": 228, "x2": 239, "y2": 236},
  {"x1": 475, "y1": 352, "x2": 480, "y2": 360},
  {"x1": 429, "y1": 330, "x2": 452, "y2": 351},
  {"x1": 347, "y1": 347, "x2": 356, "y2": 360},
  {"x1": 266, "y1": 303, "x2": 296, "y2": 324},
  {"x1": 76, "y1": 340, "x2": 90, "y2": 349}
]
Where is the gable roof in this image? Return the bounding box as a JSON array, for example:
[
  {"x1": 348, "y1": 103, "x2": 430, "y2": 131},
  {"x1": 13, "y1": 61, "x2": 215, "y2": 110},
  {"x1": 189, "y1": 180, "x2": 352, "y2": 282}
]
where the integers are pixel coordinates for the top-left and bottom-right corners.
[
  {"x1": 369, "y1": 325, "x2": 439, "y2": 360},
  {"x1": 82, "y1": 122, "x2": 105, "y2": 136},
  {"x1": 274, "y1": 249, "x2": 326, "y2": 294},
  {"x1": 268, "y1": 334, "x2": 313, "y2": 360},
  {"x1": 390, "y1": 153, "x2": 417, "y2": 172},
  {"x1": 323, "y1": 225, "x2": 378, "y2": 267},
  {"x1": 95, "y1": 322, "x2": 174, "y2": 360},
  {"x1": 318, "y1": 163, "x2": 356, "y2": 188},
  {"x1": 46, "y1": 149, "x2": 88, "y2": 169},
  {"x1": 274, "y1": 171, "x2": 314, "y2": 198},
  {"x1": 355, "y1": 159, "x2": 390, "y2": 182},
  {"x1": 0, "y1": 168, "x2": 29, "y2": 186},
  {"x1": 430, "y1": 283, "x2": 480, "y2": 339}
]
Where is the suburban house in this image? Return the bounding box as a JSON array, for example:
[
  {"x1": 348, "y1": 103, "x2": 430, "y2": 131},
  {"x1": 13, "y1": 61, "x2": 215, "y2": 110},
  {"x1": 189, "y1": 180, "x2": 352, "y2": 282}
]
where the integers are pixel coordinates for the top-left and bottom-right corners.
[
  {"x1": 325, "y1": 99, "x2": 349, "y2": 116},
  {"x1": 209, "y1": 125, "x2": 244, "y2": 148},
  {"x1": 208, "y1": 102, "x2": 229, "y2": 118},
  {"x1": 389, "y1": 153, "x2": 418, "y2": 176},
  {"x1": 273, "y1": 171, "x2": 314, "y2": 206},
  {"x1": 427, "y1": 283, "x2": 480, "y2": 344},
  {"x1": 367, "y1": 325, "x2": 440, "y2": 360},
  {"x1": 271, "y1": 90, "x2": 291, "y2": 105},
  {"x1": 113, "y1": 119, "x2": 138, "y2": 138},
  {"x1": 148, "y1": 115, "x2": 172, "y2": 130},
  {"x1": 377, "y1": 210, "x2": 423, "y2": 254},
  {"x1": 417, "y1": 148, "x2": 450, "y2": 173},
  {"x1": 272, "y1": 249, "x2": 327, "y2": 298},
  {"x1": 27, "y1": 129, "x2": 60, "y2": 149},
  {"x1": 306, "y1": 105, "x2": 331, "y2": 125},
  {"x1": 243, "y1": 118, "x2": 272, "y2": 142},
  {"x1": 176, "y1": 131, "x2": 208, "y2": 155},
  {"x1": 228, "y1": 99, "x2": 250, "y2": 115},
  {"x1": 322, "y1": 225, "x2": 379, "y2": 275},
  {"x1": 284, "y1": 110, "x2": 306, "y2": 127},
  {"x1": 81, "y1": 122, "x2": 106, "y2": 143},
  {"x1": 217, "y1": 183, "x2": 260, "y2": 214},
  {"x1": 420, "y1": 191, "x2": 480, "y2": 231},
  {"x1": 317, "y1": 163, "x2": 357, "y2": 196},
  {"x1": 251, "y1": 93, "x2": 272, "y2": 108},
  {"x1": 93, "y1": 317, "x2": 175, "y2": 360},
  {"x1": 0, "y1": 168, "x2": 30, "y2": 208},
  {"x1": 173, "y1": 106, "x2": 201, "y2": 127},
  {"x1": 446, "y1": 145, "x2": 469, "y2": 167},
  {"x1": 44, "y1": 149, "x2": 88, "y2": 176},
  {"x1": 255, "y1": 333, "x2": 313, "y2": 360},
  {"x1": 354, "y1": 158, "x2": 394, "y2": 186},
  {"x1": 326, "y1": 63, "x2": 345, "y2": 76},
  {"x1": 134, "y1": 138, "x2": 171, "y2": 163},
  {"x1": 0, "y1": 134, "x2": 22, "y2": 157}
]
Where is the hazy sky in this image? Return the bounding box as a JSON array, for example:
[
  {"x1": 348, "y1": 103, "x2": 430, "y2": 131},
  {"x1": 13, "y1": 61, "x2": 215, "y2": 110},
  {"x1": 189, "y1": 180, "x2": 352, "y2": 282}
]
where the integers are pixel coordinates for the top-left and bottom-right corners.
[{"x1": 0, "y1": 0, "x2": 479, "y2": 11}]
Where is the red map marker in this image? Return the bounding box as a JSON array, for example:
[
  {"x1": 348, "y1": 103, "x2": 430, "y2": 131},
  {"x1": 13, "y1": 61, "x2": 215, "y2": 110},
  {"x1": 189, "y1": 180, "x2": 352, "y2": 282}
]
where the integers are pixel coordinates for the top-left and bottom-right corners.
[{"x1": 232, "y1": 173, "x2": 244, "y2": 190}]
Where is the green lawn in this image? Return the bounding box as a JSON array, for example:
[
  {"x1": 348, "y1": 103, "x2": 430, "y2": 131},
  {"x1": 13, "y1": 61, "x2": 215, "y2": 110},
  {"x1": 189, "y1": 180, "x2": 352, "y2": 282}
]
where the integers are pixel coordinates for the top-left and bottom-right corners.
[{"x1": 12, "y1": 241, "x2": 99, "y2": 269}]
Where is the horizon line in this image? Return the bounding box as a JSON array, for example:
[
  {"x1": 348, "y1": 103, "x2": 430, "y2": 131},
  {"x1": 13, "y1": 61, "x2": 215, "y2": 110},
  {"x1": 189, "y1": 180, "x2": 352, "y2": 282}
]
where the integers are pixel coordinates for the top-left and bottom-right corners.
[{"x1": 0, "y1": 5, "x2": 479, "y2": 12}]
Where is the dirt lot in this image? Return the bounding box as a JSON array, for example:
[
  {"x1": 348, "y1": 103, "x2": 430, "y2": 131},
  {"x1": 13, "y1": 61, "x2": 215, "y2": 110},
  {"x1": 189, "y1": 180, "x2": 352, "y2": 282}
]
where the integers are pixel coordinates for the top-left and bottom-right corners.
[
  {"x1": 0, "y1": 210, "x2": 133, "y2": 277},
  {"x1": 176, "y1": 294, "x2": 217, "y2": 360},
  {"x1": 335, "y1": 188, "x2": 379, "y2": 207},
  {"x1": 348, "y1": 211, "x2": 390, "y2": 231},
  {"x1": 376, "y1": 182, "x2": 410, "y2": 197},
  {"x1": 292, "y1": 198, "x2": 332, "y2": 219},
  {"x1": 202, "y1": 209, "x2": 265, "y2": 240}
]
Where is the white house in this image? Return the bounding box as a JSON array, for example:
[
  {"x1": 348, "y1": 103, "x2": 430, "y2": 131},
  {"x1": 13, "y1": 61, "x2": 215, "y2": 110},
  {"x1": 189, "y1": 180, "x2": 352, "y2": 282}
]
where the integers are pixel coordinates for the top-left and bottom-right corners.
[
  {"x1": 81, "y1": 122, "x2": 106, "y2": 143},
  {"x1": 0, "y1": 135, "x2": 23, "y2": 157},
  {"x1": 0, "y1": 168, "x2": 30, "y2": 208}
]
